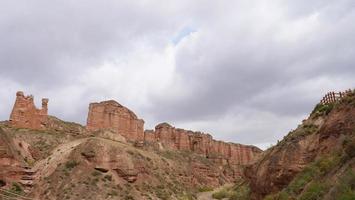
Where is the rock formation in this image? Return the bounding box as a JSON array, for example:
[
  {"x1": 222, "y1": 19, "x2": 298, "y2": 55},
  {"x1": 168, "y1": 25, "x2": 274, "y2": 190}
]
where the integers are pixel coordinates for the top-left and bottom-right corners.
[
  {"x1": 9, "y1": 91, "x2": 48, "y2": 130},
  {"x1": 86, "y1": 100, "x2": 144, "y2": 141},
  {"x1": 85, "y1": 99, "x2": 261, "y2": 169},
  {"x1": 245, "y1": 90, "x2": 355, "y2": 199},
  {"x1": 0, "y1": 127, "x2": 35, "y2": 191},
  {"x1": 145, "y1": 122, "x2": 262, "y2": 166}
]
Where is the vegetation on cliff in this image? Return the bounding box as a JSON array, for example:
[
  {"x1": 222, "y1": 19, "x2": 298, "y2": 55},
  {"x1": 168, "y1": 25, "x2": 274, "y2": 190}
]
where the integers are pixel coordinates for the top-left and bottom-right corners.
[
  {"x1": 1, "y1": 90, "x2": 354, "y2": 200},
  {"x1": 244, "y1": 89, "x2": 355, "y2": 200}
]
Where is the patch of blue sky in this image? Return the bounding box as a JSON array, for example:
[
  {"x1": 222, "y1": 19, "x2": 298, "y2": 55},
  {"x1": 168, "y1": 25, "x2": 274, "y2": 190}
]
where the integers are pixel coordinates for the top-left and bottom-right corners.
[{"x1": 171, "y1": 26, "x2": 196, "y2": 45}]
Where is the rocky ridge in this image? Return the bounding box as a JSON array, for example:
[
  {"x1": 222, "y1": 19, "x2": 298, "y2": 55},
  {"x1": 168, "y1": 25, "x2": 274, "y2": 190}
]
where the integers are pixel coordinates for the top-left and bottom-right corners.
[
  {"x1": 146, "y1": 123, "x2": 261, "y2": 167},
  {"x1": 2, "y1": 89, "x2": 353, "y2": 200},
  {"x1": 86, "y1": 100, "x2": 145, "y2": 142},
  {"x1": 86, "y1": 100, "x2": 261, "y2": 169},
  {"x1": 0, "y1": 91, "x2": 262, "y2": 200},
  {"x1": 244, "y1": 89, "x2": 355, "y2": 200},
  {"x1": 9, "y1": 91, "x2": 49, "y2": 130}
]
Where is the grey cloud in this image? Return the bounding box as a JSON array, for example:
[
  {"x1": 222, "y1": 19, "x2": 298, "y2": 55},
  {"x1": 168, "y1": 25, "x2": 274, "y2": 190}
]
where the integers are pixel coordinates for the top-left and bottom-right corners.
[
  {"x1": 0, "y1": 0, "x2": 180, "y2": 87},
  {"x1": 0, "y1": 0, "x2": 355, "y2": 148},
  {"x1": 147, "y1": 0, "x2": 355, "y2": 123}
]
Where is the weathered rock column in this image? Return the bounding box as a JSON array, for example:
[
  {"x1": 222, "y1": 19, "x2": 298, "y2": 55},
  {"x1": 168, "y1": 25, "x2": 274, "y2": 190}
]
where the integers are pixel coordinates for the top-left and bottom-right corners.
[
  {"x1": 9, "y1": 91, "x2": 49, "y2": 130},
  {"x1": 86, "y1": 100, "x2": 144, "y2": 141}
]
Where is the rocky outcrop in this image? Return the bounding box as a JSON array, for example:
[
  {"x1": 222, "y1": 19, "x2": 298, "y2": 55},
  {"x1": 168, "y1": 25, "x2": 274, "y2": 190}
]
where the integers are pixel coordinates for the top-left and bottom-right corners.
[
  {"x1": 146, "y1": 123, "x2": 262, "y2": 167},
  {"x1": 86, "y1": 100, "x2": 144, "y2": 141},
  {"x1": 0, "y1": 127, "x2": 34, "y2": 190},
  {"x1": 245, "y1": 91, "x2": 355, "y2": 199},
  {"x1": 245, "y1": 132, "x2": 319, "y2": 199},
  {"x1": 143, "y1": 129, "x2": 155, "y2": 143},
  {"x1": 9, "y1": 91, "x2": 48, "y2": 130},
  {"x1": 85, "y1": 100, "x2": 261, "y2": 167}
]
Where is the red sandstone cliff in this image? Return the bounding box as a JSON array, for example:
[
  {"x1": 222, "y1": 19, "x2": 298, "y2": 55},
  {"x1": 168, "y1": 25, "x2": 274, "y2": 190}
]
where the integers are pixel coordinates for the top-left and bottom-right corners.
[
  {"x1": 145, "y1": 123, "x2": 262, "y2": 167},
  {"x1": 9, "y1": 91, "x2": 48, "y2": 130},
  {"x1": 2, "y1": 91, "x2": 263, "y2": 198},
  {"x1": 0, "y1": 127, "x2": 35, "y2": 191},
  {"x1": 86, "y1": 100, "x2": 145, "y2": 141},
  {"x1": 85, "y1": 100, "x2": 261, "y2": 169},
  {"x1": 7, "y1": 92, "x2": 261, "y2": 172},
  {"x1": 244, "y1": 90, "x2": 355, "y2": 199}
]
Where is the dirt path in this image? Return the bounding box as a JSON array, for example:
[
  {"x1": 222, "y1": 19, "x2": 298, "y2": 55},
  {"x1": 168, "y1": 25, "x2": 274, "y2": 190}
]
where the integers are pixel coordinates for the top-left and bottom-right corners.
[
  {"x1": 197, "y1": 190, "x2": 216, "y2": 200},
  {"x1": 33, "y1": 138, "x2": 89, "y2": 179},
  {"x1": 197, "y1": 184, "x2": 233, "y2": 200}
]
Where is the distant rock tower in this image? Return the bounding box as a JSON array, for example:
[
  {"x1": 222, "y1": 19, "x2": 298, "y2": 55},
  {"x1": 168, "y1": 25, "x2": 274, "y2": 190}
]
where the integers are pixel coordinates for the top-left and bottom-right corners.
[
  {"x1": 86, "y1": 100, "x2": 144, "y2": 141},
  {"x1": 9, "y1": 91, "x2": 49, "y2": 130}
]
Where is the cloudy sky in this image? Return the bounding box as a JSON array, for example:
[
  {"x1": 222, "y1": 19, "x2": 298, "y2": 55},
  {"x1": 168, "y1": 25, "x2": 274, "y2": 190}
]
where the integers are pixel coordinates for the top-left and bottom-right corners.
[{"x1": 0, "y1": 0, "x2": 354, "y2": 149}]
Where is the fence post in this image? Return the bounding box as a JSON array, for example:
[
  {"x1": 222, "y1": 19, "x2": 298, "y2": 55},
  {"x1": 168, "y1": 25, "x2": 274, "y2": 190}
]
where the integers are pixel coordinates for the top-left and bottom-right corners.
[{"x1": 332, "y1": 92, "x2": 336, "y2": 102}]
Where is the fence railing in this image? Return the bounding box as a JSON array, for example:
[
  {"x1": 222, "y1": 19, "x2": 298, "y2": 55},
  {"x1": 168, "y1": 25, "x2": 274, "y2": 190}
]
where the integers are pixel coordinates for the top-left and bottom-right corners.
[{"x1": 320, "y1": 89, "x2": 352, "y2": 104}]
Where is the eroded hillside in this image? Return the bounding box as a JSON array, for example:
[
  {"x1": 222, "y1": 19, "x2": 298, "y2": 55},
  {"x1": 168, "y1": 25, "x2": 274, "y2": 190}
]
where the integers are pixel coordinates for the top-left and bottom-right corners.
[
  {"x1": 1, "y1": 89, "x2": 353, "y2": 200},
  {"x1": 0, "y1": 91, "x2": 262, "y2": 200},
  {"x1": 243, "y1": 90, "x2": 355, "y2": 200},
  {"x1": 0, "y1": 122, "x2": 255, "y2": 200}
]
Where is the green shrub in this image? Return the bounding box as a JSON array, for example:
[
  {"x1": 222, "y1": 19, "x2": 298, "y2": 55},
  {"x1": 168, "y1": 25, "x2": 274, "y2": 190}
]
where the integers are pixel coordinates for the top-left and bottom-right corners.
[
  {"x1": 269, "y1": 144, "x2": 354, "y2": 200},
  {"x1": 338, "y1": 191, "x2": 355, "y2": 200},
  {"x1": 311, "y1": 103, "x2": 334, "y2": 117},
  {"x1": 65, "y1": 160, "x2": 79, "y2": 170},
  {"x1": 229, "y1": 184, "x2": 250, "y2": 200},
  {"x1": 10, "y1": 182, "x2": 23, "y2": 194},
  {"x1": 333, "y1": 169, "x2": 355, "y2": 200},
  {"x1": 91, "y1": 171, "x2": 101, "y2": 176},
  {"x1": 198, "y1": 186, "x2": 213, "y2": 192},
  {"x1": 303, "y1": 124, "x2": 319, "y2": 134},
  {"x1": 178, "y1": 193, "x2": 195, "y2": 200},
  {"x1": 104, "y1": 175, "x2": 112, "y2": 181},
  {"x1": 315, "y1": 154, "x2": 341, "y2": 175},
  {"x1": 287, "y1": 165, "x2": 319, "y2": 195},
  {"x1": 343, "y1": 138, "x2": 355, "y2": 158},
  {"x1": 340, "y1": 91, "x2": 355, "y2": 106},
  {"x1": 264, "y1": 191, "x2": 289, "y2": 200},
  {"x1": 107, "y1": 190, "x2": 118, "y2": 196},
  {"x1": 155, "y1": 185, "x2": 170, "y2": 200},
  {"x1": 90, "y1": 177, "x2": 99, "y2": 186},
  {"x1": 212, "y1": 189, "x2": 229, "y2": 199},
  {"x1": 299, "y1": 181, "x2": 328, "y2": 200},
  {"x1": 124, "y1": 195, "x2": 134, "y2": 200},
  {"x1": 277, "y1": 191, "x2": 290, "y2": 200}
]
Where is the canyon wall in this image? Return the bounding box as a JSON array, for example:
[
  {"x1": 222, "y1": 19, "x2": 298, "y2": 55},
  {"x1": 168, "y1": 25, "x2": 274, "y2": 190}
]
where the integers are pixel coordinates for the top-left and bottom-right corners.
[
  {"x1": 9, "y1": 91, "x2": 48, "y2": 130},
  {"x1": 145, "y1": 123, "x2": 262, "y2": 166},
  {"x1": 86, "y1": 100, "x2": 144, "y2": 141},
  {"x1": 85, "y1": 100, "x2": 261, "y2": 167},
  {"x1": 7, "y1": 92, "x2": 261, "y2": 169},
  {"x1": 0, "y1": 127, "x2": 28, "y2": 188},
  {"x1": 244, "y1": 90, "x2": 355, "y2": 199}
]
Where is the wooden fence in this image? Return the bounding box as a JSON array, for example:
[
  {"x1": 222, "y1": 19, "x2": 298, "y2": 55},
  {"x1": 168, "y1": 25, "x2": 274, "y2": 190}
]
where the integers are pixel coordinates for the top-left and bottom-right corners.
[{"x1": 320, "y1": 89, "x2": 353, "y2": 104}]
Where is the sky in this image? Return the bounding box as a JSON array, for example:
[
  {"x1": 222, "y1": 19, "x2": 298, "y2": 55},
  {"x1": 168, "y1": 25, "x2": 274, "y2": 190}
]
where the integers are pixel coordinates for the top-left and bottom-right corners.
[{"x1": 0, "y1": 0, "x2": 354, "y2": 149}]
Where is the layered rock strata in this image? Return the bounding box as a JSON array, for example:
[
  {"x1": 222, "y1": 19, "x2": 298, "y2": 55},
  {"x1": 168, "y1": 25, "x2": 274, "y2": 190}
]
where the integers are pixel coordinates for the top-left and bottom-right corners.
[
  {"x1": 86, "y1": 100, "x2": 144, "y2": 141},
  {"x1": 145, "y1": 123, "x2": 262, "y2": 166},
  {"x1": 9, "y1": 91, "x2": 48, "y2": 130},
  {"x1": 85, "y1": 100, "x2": 261, "y2": 167},
  {"x1": 244, "y1": 91, "x2": 355, "y2": 199},
  {"x1": 0, "y1": 128, "x2": 31, "y2": 190}
]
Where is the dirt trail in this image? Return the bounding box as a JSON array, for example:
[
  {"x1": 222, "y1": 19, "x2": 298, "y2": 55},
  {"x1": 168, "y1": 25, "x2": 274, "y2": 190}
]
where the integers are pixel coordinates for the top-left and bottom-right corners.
[
  {"x1": 197, "y1": 184, "x2": 233, "y2": 200},
  {"x1": 32, "y1": 138, "x2": 88, "y2": 179},
  {"x1": 197, "y1": 190, "x2": 216, "y2": 200}
]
